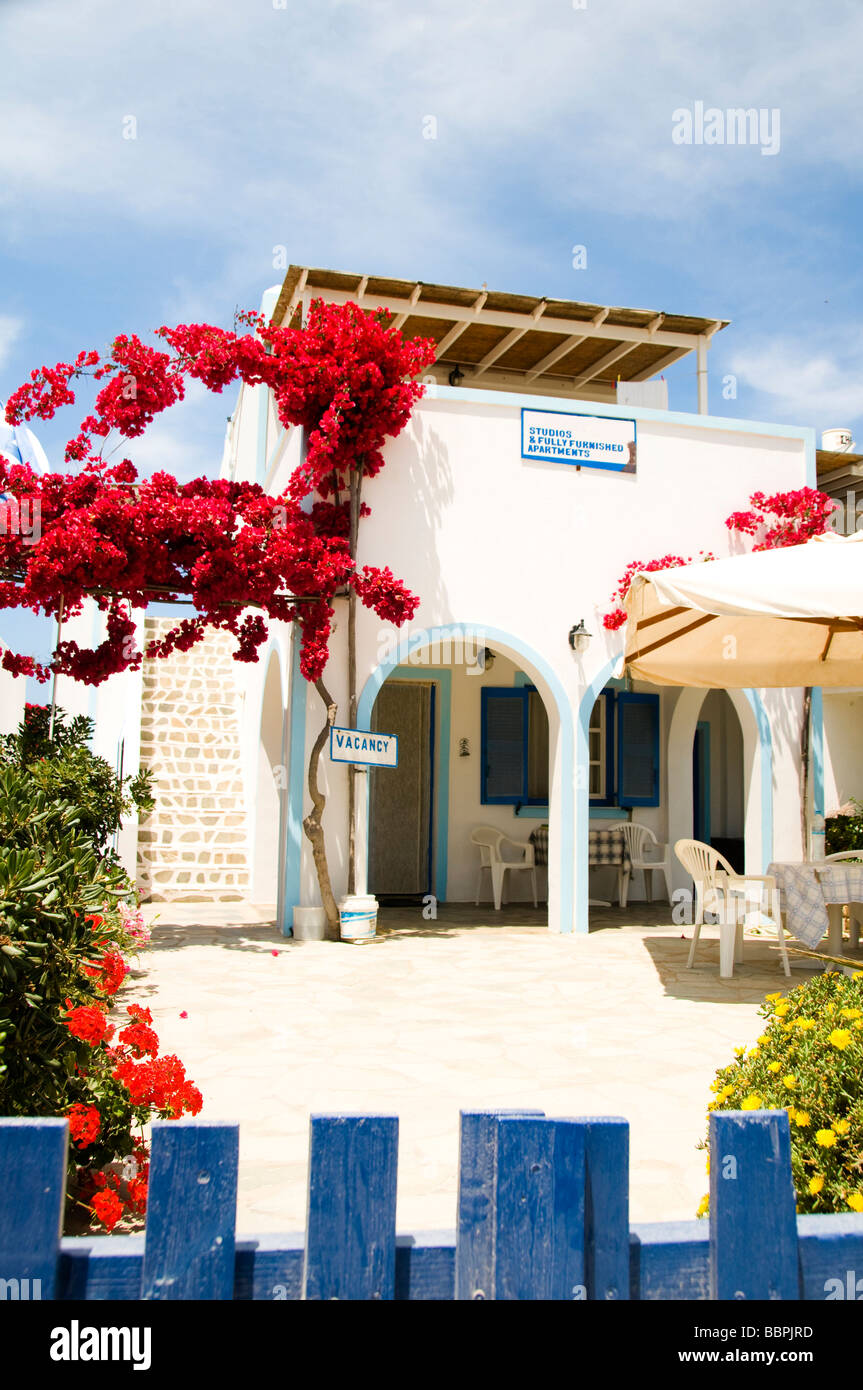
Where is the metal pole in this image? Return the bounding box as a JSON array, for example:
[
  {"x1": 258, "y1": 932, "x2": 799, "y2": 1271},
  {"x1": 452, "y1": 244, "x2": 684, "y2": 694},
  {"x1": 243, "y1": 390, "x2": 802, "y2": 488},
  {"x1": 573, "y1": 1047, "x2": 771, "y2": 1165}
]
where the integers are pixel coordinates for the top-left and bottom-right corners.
[{"x1": 48, "y1": 594, "x2": 64, "y2": 743}]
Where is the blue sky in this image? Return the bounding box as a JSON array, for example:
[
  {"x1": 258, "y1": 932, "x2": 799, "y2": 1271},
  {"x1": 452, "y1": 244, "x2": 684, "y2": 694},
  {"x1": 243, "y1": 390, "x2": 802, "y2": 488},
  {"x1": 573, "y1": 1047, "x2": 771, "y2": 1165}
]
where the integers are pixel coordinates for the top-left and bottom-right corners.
[{"x1": 2, "y1": 0, "x2": 862, "y2": 663}]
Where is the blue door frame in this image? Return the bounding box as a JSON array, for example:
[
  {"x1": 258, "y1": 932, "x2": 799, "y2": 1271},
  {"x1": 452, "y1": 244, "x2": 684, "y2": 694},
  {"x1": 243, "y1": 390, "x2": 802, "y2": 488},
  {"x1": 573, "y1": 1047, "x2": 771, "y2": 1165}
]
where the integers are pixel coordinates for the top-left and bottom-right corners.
[{"x1": 693, "y1": 720, "x2": 711, "y2": 844}]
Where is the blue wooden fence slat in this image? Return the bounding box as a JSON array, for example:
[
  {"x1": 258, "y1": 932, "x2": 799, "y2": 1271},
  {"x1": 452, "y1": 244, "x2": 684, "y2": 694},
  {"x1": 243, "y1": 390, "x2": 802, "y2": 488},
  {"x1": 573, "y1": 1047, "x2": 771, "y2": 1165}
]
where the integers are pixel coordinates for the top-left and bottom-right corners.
[
  {"x1": 454, "y1": 1108, "x2": 544, "y2": 1300},
  {"x1": 303, "y1": 1114, "x2": 398, "y2": 1300},
  {"x1": 494, "y1": 1117, "x2": 586, "y2": 1300},
  {"x1": 584, "y1": 1116, "x2": 630, "y2": 1301},
  {"x1": 797, "y1": 1213, "x2": 863, "y2": 1301},
  {"x1": 0, "y1": 1117, "x2": 68, "y2": 1300},
  {"x1": 630, "y1": 1222, "x2": 709, "y2": 1301},
  {"x1": 709, "y1": 1109, "x2": 799, "y2": 1300},
  {"x1": 141, "y1": 1121, "x2": 239, "y2": 1300},
  {"x1": 5, "y1": 1110, "x2": 863, "y2": 1300}
]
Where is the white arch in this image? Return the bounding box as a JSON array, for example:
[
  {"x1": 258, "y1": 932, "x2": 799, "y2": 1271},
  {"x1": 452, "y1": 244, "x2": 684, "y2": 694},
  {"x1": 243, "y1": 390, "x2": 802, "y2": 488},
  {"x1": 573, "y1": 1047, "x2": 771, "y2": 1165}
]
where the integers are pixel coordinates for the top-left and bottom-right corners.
[
  {"x1": 667, "y1": 687, "x2": 772, "y2": 891},
  {"x1": 356, "y1": 622, "x2": 577, "y2": 932}
]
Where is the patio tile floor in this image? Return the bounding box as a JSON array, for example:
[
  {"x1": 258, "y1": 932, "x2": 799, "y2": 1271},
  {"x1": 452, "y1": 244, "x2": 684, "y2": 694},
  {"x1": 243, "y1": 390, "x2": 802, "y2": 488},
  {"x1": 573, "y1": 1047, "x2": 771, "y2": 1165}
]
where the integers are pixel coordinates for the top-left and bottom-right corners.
[{"x1": 130, "y1": 899, "x2": 825, "y2": 1235}]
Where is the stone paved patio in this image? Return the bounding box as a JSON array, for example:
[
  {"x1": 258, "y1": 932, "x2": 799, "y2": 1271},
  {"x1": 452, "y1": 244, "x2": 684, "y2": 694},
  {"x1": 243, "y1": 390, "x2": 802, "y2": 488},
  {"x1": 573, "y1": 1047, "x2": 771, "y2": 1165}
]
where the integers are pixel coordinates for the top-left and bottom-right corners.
[{"x1": 130, "y1": 900, "x2": 821, "y2": 1236}]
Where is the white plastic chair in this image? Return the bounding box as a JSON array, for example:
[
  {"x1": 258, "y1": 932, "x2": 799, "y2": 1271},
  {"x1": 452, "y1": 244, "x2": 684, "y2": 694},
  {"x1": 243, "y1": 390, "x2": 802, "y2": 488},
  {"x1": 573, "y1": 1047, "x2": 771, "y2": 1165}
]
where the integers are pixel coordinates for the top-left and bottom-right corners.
[
  {"x1": 471, "y1": 826, "x2": 538, "y2": 911},
  {"x1": 674, "y1": 838, "x2": 790, "y2": 979},
  {"x1": 823, "y1": 851, "x2": 863, "y2": 949},
  {"x1": 617, "y1": 824, "x2": 673, "y2": 907}
]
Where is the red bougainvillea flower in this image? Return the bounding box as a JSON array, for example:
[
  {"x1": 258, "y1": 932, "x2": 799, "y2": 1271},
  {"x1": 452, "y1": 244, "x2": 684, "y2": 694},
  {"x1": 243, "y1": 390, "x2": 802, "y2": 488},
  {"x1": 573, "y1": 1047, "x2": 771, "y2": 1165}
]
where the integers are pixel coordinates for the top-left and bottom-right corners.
[
  {"x1": 67, "y1": 1102, "x2": 102, "y2": 1149},
  {"x1": 1, "y1": 299, "x2": 436, "y2": 688},
  {"x1": 64, "y1": 1004, "x2": 112, "y2": 1047},
  {"x1": 91, "y1": 1188, "x2": 124, "y2": 1232},
  {"x1": 725, "y1": 487, "x2": 834, "y2": 550}
]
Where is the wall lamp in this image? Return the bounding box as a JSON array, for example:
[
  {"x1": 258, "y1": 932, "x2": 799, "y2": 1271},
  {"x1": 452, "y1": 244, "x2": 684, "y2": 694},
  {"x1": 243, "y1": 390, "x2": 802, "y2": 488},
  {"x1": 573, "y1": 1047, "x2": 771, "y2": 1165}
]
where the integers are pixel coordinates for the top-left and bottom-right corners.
[
  {"x1": 448, "y1": 364, "x2": 465, "y2": 387},
  {"x1": 568, "y1": 620, "x2": 591, "y2": 654}
]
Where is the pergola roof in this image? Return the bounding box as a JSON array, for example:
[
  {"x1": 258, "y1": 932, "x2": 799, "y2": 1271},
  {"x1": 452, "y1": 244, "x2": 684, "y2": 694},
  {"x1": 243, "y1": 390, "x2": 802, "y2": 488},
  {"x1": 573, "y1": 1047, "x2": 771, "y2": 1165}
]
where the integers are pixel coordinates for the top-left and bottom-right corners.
[
  {"x1": 816, "y1": 448, "x2": 863, "y2": 497},
  {"x1": 271, "y1": 265, "x2": 728, "y2": 393}
]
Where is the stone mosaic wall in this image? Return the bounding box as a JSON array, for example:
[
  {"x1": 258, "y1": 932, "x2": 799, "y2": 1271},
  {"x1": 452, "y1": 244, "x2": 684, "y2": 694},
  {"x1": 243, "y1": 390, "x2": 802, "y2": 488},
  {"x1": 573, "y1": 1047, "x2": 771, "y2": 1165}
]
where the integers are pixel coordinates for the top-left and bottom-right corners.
[{"x1": 136, "y1": 617, "x2": 252, "y2": 901}]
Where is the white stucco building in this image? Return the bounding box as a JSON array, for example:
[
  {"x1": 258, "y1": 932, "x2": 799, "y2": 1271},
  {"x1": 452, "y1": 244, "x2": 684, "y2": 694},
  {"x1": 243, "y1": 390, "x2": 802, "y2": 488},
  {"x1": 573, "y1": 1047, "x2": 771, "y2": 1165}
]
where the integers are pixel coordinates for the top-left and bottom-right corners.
[{"x1": 18, "y1": 266, "x2": 846, "y2": 935}]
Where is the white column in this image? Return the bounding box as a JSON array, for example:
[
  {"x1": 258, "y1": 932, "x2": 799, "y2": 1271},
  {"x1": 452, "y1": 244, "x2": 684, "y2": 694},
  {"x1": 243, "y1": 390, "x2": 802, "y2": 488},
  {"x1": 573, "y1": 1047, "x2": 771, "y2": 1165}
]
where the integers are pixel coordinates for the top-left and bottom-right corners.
[
  {"x1": 354, "y1": 767, "x2": 370, "y2": 895},
  {"x1": 696, "y1": 337, "x2": 709, "y2": 414}
]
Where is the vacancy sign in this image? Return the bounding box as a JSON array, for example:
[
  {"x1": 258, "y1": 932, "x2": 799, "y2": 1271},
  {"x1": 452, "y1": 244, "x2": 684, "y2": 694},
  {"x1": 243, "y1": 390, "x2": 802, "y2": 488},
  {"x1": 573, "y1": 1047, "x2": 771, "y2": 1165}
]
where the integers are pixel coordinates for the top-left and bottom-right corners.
[
  {"x1": 521, "y1": 408, "x2": 637, "y2": 473},
  {"x1": 329, "y1": 727, "x2": 399, "y2": 768}
]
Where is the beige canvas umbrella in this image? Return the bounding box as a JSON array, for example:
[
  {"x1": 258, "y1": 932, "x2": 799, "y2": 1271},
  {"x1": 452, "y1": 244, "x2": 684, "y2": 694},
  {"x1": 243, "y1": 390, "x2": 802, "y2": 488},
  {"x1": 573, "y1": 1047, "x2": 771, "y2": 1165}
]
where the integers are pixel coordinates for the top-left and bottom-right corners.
[{"x1": 624, "y1": 531, "x2": 863, "y2": 688}]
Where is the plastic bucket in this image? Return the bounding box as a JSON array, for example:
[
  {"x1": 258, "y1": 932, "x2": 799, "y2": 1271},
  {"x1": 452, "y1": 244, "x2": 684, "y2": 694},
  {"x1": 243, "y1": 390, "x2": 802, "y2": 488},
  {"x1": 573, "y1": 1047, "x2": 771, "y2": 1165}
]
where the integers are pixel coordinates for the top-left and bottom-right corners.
[
  {"x1": 292, "y1": 906, "x2": 327, "y2": 942},
  {"x1": 339, "y1": 895, "x2": 378, "y2": 943}
]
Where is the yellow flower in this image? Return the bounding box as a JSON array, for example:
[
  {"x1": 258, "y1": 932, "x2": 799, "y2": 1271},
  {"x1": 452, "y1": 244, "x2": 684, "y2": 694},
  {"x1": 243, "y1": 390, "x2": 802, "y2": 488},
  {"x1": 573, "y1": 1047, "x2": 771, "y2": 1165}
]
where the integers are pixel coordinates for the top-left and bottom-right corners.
[
  {"x1": 774, "y1": 1003, "x2": 791, "y2": 1017},
  {"x1": 741, "y1": 1092, "x2": 762, "y2": 1110},
  {"x1": 781, "y1": 1021, "x2": 794, "y2": 1032},
  {"x1": 816, "y1": 1129, "x2": 837, "y2": 1147},
  {"x1": 734, "y1": 1046, "x2": 746, "y2": 1058},
  {"x1": 840, "y1": 1008, "x2": 862, "y2": 1020},
  {"x1": 796, "y1": 1018, "x2": 816, "y2": 1031},
  {"x1": 696, "y1": 1193, "x2": 710, "y2": 1219},
  {"x1": 794, "y1": 1111, "x2": 811, "y2": 1127},
  {"x1": 832, "y1": 1118, "x2": 851, "y2": 1135},
  {"x1": 768, "y1": 1060, "x2": 782, "y2": 1073},
  {"x1": 748, "y1": 1048, "x2": 760, "y2": 1059},
  {"x1": 848, "y1": 1193, "x2": 863, "y2": 1213},
  {"x1": 829, "y1": 1029, "x2": 853, "y2": 1050},
  {"x1": 705, "y1": 1154, "x2": 710, "y2": 1173},
  {"x1": 758, "y1": 1034, "x2": 770, "y2": 1045},
  {"x1": 782, "y1": 1075, "x2": 797, "y2": 1089},
  {"x1": 855, "y1": 1021, "x2": 863, "y2": 1031},
  {"x1": 808, "y1": 1175, "x2": 825, "y2": 1195},
  {"x1": 765, "y1": 992, "x2": 782, "y2": 1003}
]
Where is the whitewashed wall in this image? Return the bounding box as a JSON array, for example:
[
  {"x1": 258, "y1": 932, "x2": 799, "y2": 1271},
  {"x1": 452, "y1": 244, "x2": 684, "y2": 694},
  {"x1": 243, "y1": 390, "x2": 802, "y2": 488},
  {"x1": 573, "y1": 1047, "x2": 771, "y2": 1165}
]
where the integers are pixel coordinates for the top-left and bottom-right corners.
[{"x1": 823, "y1": 692, "x2": 863, "y2": 814}]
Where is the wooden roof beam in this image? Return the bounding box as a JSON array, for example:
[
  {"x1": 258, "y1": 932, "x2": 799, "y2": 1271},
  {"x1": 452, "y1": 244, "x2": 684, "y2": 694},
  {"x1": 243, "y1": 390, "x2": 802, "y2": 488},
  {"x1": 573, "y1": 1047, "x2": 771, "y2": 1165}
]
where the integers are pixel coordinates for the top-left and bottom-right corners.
[
  {"x1": 571, "y1": 340, "x2": 637, "y2": 389},
  {"x1": 312, "y1": 287, "x2": 710, "y2": 352},
  {"x1": 472, "y1": 301, "x2": 547, "y2": 380}
]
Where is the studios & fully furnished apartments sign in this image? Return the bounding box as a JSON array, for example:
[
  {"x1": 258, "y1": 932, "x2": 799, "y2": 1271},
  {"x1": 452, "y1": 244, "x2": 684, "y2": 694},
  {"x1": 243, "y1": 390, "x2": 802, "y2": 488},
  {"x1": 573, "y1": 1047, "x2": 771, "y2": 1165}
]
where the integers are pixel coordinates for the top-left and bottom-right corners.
[{"x1": 521, "y1": 408, "x2": 637, "y2": 473}]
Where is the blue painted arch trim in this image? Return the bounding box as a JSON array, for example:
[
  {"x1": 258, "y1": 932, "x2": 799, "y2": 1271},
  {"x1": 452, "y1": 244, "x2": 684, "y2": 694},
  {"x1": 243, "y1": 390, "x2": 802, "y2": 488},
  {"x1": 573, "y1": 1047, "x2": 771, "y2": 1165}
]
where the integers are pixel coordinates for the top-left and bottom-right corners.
[
  {"x1": 576, "y1": 657, "x2": 624, "y2": 934},
  {"x1": 742, "y1": 689, "x2": 774, "y2": 871},
  {"x1": 357, "y1": 624, "x2": 576, "y2": 932}
]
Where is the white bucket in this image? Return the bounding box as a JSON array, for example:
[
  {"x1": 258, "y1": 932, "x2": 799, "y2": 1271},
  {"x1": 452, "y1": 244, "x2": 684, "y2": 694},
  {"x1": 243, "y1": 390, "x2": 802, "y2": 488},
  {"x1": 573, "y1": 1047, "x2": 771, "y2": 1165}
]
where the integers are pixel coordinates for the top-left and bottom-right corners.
[
  {"x1": 292, "y1": 906, "x2": 327, "y2": 942},
  {"x1": 339, "y1": 894, "x2": 378, "y2": 943}
]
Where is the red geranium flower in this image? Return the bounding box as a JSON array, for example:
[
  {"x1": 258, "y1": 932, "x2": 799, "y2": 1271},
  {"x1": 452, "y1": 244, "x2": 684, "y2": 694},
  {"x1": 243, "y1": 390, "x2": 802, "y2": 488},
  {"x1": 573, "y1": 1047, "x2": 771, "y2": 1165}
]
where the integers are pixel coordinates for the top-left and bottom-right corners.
[
  {"x1": 67, "y1": 1102, "x2": 101, "y2": 1149},
  {"x1": 64, "y1": 1004, "x2": 111, "y2": 1047},
  {"x1": 91, "y1": 1188, "x2": 124, "y2": 1232}
]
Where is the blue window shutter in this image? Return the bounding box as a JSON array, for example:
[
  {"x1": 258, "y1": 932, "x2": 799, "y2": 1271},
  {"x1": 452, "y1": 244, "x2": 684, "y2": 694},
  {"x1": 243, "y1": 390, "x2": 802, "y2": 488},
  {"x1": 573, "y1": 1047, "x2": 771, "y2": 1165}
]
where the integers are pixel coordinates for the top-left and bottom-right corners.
[
  {"x1": 481, "y1": 689, "x2": 528, "y2": 804},
  {"x1": 617, "y1": 692, "x2": 660, "y2": 807}
]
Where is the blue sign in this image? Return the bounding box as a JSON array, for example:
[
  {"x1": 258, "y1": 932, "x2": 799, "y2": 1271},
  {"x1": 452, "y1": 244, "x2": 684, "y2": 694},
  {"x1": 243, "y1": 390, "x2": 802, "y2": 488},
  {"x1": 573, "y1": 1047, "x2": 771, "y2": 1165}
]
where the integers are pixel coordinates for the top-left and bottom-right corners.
[
  {"x1": 329, "y1": 727, "x2": 399, "y2": 768},
  {"x1": 521, "y1": 408, "x2": 637, "y2": 472}
]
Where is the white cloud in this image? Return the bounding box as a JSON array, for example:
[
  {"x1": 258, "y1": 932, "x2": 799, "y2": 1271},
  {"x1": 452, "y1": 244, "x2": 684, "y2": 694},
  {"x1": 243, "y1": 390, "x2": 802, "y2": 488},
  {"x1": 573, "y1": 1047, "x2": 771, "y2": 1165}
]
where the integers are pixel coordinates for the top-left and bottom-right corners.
[
  {"x1": 730, "y1": 335, "x2": 863, "y2": 434},
  {"x1": 0, "y1": 316, "x2": 23, "y2": 371}
]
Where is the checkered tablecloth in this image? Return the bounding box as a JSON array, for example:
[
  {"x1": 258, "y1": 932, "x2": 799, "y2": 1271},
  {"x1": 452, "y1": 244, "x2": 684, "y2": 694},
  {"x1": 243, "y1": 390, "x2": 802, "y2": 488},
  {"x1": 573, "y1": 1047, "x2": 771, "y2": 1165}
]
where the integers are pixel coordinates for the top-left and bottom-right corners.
[
  {"x1": 529, "y1": 824, "x2": 631, "y2": 870},
  {"x1": 767, "y1": 860, "x2": 863, "y2": 949}
]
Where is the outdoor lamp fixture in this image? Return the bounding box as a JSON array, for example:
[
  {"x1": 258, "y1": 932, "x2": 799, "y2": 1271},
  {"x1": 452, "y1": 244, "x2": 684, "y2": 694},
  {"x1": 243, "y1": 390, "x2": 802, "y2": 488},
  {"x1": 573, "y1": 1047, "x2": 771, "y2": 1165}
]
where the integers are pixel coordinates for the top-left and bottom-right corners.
[
  {"x1": 568, "y1": 620, "x2": 591, "y2": 654},
  {"x1": 481, "y1": 647, "x2": 496, "y2": 670},
  {"x1": 448, "y1": 364, "x2": 465, "y2": 387}
]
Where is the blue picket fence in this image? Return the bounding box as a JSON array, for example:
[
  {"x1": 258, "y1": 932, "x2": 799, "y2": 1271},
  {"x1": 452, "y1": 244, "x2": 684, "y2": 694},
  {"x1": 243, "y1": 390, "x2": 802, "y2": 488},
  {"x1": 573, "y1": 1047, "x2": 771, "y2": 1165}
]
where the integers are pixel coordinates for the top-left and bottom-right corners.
[{"x1": 1, "y1": 1108, "x2": 862, "y2": 1300}]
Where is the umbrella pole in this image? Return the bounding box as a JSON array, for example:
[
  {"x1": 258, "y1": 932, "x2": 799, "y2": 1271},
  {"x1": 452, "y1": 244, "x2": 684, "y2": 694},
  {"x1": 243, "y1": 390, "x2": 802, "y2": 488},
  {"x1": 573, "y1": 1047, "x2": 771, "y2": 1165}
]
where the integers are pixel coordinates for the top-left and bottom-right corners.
[{"x1": 48, "y1": 594, "x2": 64, "y2": 743}]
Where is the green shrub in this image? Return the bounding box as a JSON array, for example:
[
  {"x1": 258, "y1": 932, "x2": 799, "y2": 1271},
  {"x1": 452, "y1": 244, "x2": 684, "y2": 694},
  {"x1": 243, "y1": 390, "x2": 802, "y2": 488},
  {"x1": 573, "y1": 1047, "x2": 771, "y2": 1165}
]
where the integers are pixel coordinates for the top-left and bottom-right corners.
[
  {"x1": 700, "y1": 971, "x2": 863, "y2": 1216},
  {"x1": 0, "y1": 706, "x2": 199, "y2": 1231},
  {"x1": 826, "y1": 801, "x2": 863, "y2": 856}
]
